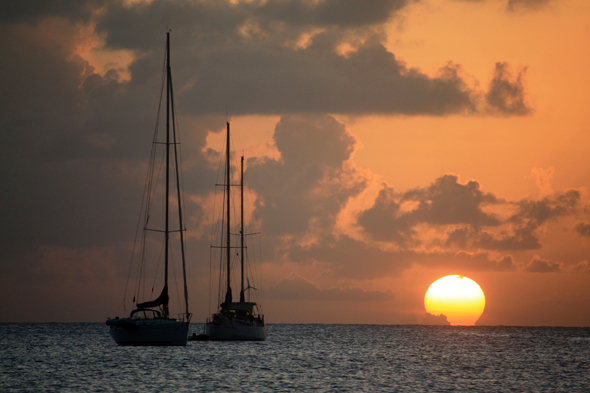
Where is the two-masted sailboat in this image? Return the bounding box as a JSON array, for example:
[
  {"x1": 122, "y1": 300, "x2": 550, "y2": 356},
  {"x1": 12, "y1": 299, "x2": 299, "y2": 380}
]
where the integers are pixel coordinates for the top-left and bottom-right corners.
[
  {"x1": 106, "y1": 32, "x2": 191, "y2": 346},
  {"x1": 204, "y1": 122, "x2": 267, "y2": 341}
]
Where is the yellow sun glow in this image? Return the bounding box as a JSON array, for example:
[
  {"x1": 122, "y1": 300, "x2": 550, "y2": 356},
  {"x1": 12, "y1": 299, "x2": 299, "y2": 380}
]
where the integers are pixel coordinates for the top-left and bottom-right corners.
[{"x1": 424, "y1": 275, "x2": 485, "y2": 326}]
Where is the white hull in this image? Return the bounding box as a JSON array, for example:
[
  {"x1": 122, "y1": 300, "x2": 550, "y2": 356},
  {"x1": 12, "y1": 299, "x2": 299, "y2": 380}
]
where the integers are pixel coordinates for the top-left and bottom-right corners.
[
  {"x1": 205, "y1": 318, "x2": 267, "y2": 341},
  {"x1": 107, "y1": 318, "x2": 189, "y2": 346}
]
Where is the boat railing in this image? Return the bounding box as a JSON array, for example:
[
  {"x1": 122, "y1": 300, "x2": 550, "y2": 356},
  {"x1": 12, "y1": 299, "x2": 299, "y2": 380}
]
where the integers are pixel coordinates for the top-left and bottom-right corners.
[{"x1": 178, "y1": 313, "x2": 192, "y2": 323}]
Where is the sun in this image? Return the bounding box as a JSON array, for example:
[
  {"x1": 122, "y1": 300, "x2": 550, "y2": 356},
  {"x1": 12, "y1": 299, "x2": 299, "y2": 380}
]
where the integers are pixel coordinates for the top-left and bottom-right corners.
[{"x1": 424, "y1": 275, "x2": 485, "y2": 326}]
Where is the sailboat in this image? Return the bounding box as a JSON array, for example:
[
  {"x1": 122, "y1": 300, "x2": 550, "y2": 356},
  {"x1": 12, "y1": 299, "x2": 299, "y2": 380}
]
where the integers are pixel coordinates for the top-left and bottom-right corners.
[
  {"x1": 106, "y1": 32, "x2": 191, "y2": 346},
  {"x1": 204, "y1": 122, "x2": 267, "y2": 341}
]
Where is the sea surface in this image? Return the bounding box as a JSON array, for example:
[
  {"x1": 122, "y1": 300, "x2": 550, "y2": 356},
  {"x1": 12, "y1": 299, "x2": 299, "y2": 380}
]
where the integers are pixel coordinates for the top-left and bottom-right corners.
[{"x1": 1, "y1": 323, "x2": 589, "y2": 392}]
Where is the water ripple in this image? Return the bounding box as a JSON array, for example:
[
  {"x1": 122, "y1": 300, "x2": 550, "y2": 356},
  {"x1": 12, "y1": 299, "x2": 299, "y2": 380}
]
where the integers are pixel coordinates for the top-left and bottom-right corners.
[{"x1": 1, "y1": 324, "x2": 589, "y2": 392}]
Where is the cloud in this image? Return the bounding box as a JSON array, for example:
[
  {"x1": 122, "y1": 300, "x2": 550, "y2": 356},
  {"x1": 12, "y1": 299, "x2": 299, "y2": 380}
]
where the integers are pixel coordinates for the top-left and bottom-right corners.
[
  {"x1": 512, "y1": 189, "x2": 580, "y2": 224},
  {"x1": 422, "y1": 312, "x2": 450, "y2": 325},
  {"x1": 451, "y1": 0, "x2": 556, "y2": 13},
  {"x1": 0, "y1": 0, "x2": 576, "y2": 323},
  {"x1": 0, "y1": 17, "x2": 219, "y2": 257},
  {"x1": 0, "y1": 0, "x2": 106, "y2": 24},
  {"x1": 403, "y1": 175, "x2": 501, "y2": 226},
  {"x1": 575, "y1": 223, "x2": 590, "y2": 237},
  {"x1": 256, "y1": 0, "x2": 411, "y2": 27},
  {"x1": 569, "y1": 260, "x2": 590, "y2": 274},
  {"x1": 266, "y1": 276, "x2": 394, "y2": 302},
  {"x1": 358, "y1": 175, "x2": 501, "y2": 244},
  {"x1": 356, "y1": 185, "x2": 414, "y2": 244},
  {"x1": 447, "y1": 190, "x2": 580, "y2": 251},
  {"x1": 89, "y1": 0, "x2": 492, "y2": 116},
  {"x1": 286, "y1": 234, "x2": 517, "y2": 279},
  {"x1": 506, "y1": 0, "x2": 555, "y2": 12},
  {"x1": 525, "y1": 255, "x2": 562, "y2": 273},
  {"x1": 357, "y1": 174, "x2": 581, "y2": 253},
  {"x1": 247, "y1": 114, "x2": 368, "y2": 238},
  {"x1": 486, "y1": 62, "x2": 532, "y2": 116},
  {"x1": 531, "y1": 167, "x2": 555, "y2": 195}
]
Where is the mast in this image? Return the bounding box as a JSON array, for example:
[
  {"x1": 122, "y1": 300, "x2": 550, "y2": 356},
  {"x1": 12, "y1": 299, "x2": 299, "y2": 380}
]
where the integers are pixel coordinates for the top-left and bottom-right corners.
[
  {"x1": 163, "y1": 30, "x2": 171, "y2": 318},
  {"x1": 224, "y1": 121, "x2": 232, "y2": 306},
  {"x1": 168, "y1": 31, "x2": 189, "y2": 318},
  {"x1": 240, "y1": 155, "x2": 245, "y2": 303}
]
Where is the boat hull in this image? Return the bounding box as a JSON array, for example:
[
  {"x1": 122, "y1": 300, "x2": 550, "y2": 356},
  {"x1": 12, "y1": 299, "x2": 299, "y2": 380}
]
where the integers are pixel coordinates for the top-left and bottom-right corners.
[
  {"x1": 106, "y1": 318, "x2": 189, "y2": 346},
  {"x1": 205, "y1": 320, "x2": 267, "y2": 341}
]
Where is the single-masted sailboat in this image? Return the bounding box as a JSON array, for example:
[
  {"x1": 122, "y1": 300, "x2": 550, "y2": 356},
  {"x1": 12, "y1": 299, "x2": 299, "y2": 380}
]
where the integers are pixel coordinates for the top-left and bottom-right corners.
[
  {"x1": 106, "y1": 31, "x2": 191, "y2": 346},
  {"x1": 204, "y1": 122, "x2": 267, "y2": 341}
]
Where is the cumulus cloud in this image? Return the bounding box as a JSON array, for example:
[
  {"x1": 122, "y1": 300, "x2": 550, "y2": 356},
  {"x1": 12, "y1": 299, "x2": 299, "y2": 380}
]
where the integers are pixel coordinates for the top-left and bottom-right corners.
[
  {"x1": 88, "y1": 0, "x2": 497, "y2": 116},
  {"x1": 569, "y1": 260, "x2": 590, "y2": 274},
  {"x1": 247, "y1": 114, "x2": 367, "y2": 238},
  {"x1": 512, "y1": 189, "x2": 580, "y2": 224},
  {"x1": 448, "y1": 190, "x2": 580, "y2": 251},
  {"x1": 575, "y1": 223, "x2": 590, "y2": 237},
  {"x1": 357, "y1": 174, "x2": 581, "y2": 255},
  {"x1": 486, "y1": 62, "x2": 531, "y2": 116},
  {"x1": 356, "y1": 185, "x2": 414, "y2": 244},
  {"x1": 358, "y1": 175, "x2": 501, "y2": 244},
  {"x1": 525, "y1": 255, "x2": 562, "y2": 273},
  {"x1": 285, "y1": 233, "x2": 517, "y2": 279}
]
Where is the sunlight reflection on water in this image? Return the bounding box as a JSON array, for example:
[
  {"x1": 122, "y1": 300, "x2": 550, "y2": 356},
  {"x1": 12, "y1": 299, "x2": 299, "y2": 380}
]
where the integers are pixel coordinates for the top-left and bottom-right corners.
[{"x1": 1, "y1": 323, "x2": 589, "y2": 392}]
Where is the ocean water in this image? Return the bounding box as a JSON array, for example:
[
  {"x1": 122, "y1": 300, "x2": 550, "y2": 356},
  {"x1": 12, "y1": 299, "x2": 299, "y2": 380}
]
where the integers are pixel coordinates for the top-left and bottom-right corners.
[{"x1": 1, "y1": 323, "x2": 589, "y2": 392}]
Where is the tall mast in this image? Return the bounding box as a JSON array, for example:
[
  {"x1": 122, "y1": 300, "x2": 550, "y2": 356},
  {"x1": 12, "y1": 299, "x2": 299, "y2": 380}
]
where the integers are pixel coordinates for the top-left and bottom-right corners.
[
  {"x1": 240, "y1": 155, "x2": 245, "y2": 303},
  {"x1": 224, "y1": 121, "x2": 232, "y2": 306},
  {"x1": 168, "y1": 31, "x2": 189, "y2": 317},
  {"x1": 163, "y1": 30, "x2": 171, "y2": 317}
]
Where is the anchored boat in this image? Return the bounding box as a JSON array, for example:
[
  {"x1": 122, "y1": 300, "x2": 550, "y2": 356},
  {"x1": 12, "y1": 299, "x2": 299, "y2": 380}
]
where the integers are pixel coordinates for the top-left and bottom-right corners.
[
  {"x1": 106, "y1": 31, "x2": 191, "y2": 346},
  {"x1": 204, "y1": 122, "x2": 267, "y2": 341}
]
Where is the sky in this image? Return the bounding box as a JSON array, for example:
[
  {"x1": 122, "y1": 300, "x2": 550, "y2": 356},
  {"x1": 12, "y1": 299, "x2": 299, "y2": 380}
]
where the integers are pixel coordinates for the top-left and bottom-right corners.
[{"x1": 1, "y1": 0, "x2": 589, "y2": 326}]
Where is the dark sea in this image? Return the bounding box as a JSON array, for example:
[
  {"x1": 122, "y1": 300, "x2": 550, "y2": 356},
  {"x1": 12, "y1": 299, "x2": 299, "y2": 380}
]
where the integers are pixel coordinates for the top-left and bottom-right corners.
[{"x1": 1, "y1": 323, "x2": 589, "y2": 392}]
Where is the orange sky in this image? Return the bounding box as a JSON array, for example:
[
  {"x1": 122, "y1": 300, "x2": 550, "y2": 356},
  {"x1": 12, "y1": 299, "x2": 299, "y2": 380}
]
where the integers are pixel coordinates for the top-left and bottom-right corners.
[{"x1": 0, "y1": 0, "x2": 589, "y2": 326}]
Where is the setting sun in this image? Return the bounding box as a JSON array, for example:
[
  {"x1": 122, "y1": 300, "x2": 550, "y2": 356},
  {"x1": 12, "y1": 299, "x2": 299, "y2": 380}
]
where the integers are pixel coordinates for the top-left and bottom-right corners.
[{"x1": 424, "y1": 275, "x2": 486, "y2": 326}]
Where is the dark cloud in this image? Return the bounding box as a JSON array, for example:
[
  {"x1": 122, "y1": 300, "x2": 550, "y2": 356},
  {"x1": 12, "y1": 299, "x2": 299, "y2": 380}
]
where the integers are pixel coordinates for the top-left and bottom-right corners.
[
  {"x1": 96, "y1": 0, "x2": 411, "y2": 51},
  {"x1": 525, "y1": 255, "x2": 562, "y2": 273},
  {"x1": 358, "y1": 175, "x2": 501, "y2": 244},
  {"x1": 422, "y1": 313, "x2": 450, "y2": 325},
  {"x1": 499, "y1": 189, "x2": 580, "y2": 248},
  {"x1": 446, "y1": 225, "x2": 542, "y2": 250},
  {"x1": 450, "y1": 252, "x2": 517, "y2": 271},
  {"x1": 447, "y1": 190, "x2": 580, "y2": 251},
  {"x1": 506, "y1": 0, "x2": 555, "y2": 12},
  {"x1": 451, "y1": 0, "x2": 556, "y2": 13},
  {"x1": 287, "y1": 235, "x2": 410, "y2": 278},
  {"x1": 181, "y1": 34, "x2": 477, "y2": 116},
  {"x1": 247, "y1": 114, "x2": 367, "y2": 237},
  {"x1": 266, "y1": 276, "x2": 394, "y2": 302},
  {"x1": 404, "y1": 175, "x2": 501, "y2": 226},
  {"x1": 285, "y1": 234, "x2": 517, "y2": 279},
  {"x1": 575, "y1": 222, "x2": 590, "y2": 237},
  {"x1": 359, "y1": 175, "x2": 580, "y2": 252},
  {"x1": 356, "y1": 185, "x2": 414, "y2": 244},
  {"x1": 513, "y1": 190, "x2": 579, "y2": 223},
  {"x1": 486, "y1": 62, "x2": 532, "y2": 116},
  {"x1": 0, "y1": 0, "x2": 106, "y2": 24},
  {"x1": 89, "y1": 0, "x2": 485, "y2": 116},
  {"x1": 0, "y1": 19, "x2": 217, "y2": 256},
  {"x1": 257, "y1": 0, "x2": 411, "y2": 27}
]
